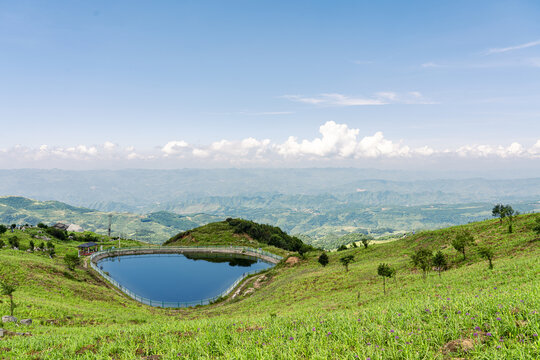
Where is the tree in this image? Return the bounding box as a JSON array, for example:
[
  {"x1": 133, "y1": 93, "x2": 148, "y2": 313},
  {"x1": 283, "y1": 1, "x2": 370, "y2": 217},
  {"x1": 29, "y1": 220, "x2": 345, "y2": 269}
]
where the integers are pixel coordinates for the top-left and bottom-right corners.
[
  {"x1": 38, "y1": 241, "x2": 45, "y2": 250},
  {"x1": 8, "y1": 236, "x2": 19, "y2": 249},
  {"x1": 0, "y1": 279, "x2": 17, "y2": 316},
  {"x1": 361, "y1": 238, "x2": 371, "y2": 249},
  {"x1": 432, "y1": 250, "x2": 447, "y2": 277},
  {"x1": 337, "y1": 244, "x2": 348, "y2": 251},
  {"x1": 37, "y1": 222, "x2": 48, "y2": 229},
  {"x1": 478, "y1": 246, "x2": 494, "y2": 269},
  {"x1": 411, "y1": 249, "x2": 433, "y2": 279},
  {"x1": 504, "y1": 206, "x2": 516, "y2": 233},
  {"x1": 29, "y1": 240, "x2": 35, "y2": 252},
  {"x1": 452, "y1": 230, "x2": 475, "y2": 260},
  {"x1": 318, "y1": 252, "x2": 329, "y2": 267},
  {"x1": 533, "y1": 216, "x2": 540, "y2": 237},
  {"x1": 339, "y1": 255, "x2": 355, "y2": 272},
  {"x1": 64, "y1": 253, "x2": 81, "y2": 271},
  {"x1": 0, "y1": 239, "x2": 4, "y2": 248},
  {"x1": 0, "y1": 224, "x2": 7, "y2": 235},
  {"x1": 377, "y1": 263, "x2": 393, "y2": 295},
  {"x1": 492, "y1": 204, "x2": 504, "y2": 223}
]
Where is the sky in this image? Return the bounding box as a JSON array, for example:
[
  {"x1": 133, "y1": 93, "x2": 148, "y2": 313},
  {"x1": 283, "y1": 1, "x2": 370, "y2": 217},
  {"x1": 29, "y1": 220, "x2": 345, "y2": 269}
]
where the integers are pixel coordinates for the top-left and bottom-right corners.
[{"x1": 1, "y1": 0, "x2": 539, "y2": 171}]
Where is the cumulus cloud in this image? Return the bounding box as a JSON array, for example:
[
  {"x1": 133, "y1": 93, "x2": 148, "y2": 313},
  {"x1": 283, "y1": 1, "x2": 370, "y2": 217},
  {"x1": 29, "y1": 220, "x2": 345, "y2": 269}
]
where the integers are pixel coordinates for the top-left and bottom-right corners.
[
  {"x1": 0, "y1": 123, "x2": 539, "y2": 168},
  {"x1": 282, "y1": 92, "x2": 434, "y2": 106}
]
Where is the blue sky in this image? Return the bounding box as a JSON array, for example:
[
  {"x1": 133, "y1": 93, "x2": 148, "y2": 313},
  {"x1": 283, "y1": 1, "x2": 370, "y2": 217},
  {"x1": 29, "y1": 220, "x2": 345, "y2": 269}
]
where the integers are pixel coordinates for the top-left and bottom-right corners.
[{"x1": 1, "y1": 0, "x2": 539, "y2": 169}]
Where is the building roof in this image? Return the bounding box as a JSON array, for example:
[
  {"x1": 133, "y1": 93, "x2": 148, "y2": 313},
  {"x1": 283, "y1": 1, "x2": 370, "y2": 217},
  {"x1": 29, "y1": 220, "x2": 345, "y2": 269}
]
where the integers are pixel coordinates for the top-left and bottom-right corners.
[{"x1": 77, "y1": 242, "x2": 98, "y2": 248}]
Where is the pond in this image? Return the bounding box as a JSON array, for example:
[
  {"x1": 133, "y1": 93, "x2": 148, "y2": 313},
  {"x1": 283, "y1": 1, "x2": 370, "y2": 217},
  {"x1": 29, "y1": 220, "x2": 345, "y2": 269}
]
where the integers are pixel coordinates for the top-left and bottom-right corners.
[{"x1": 97, "y1": 252, "x2": 273, "y2": 305}]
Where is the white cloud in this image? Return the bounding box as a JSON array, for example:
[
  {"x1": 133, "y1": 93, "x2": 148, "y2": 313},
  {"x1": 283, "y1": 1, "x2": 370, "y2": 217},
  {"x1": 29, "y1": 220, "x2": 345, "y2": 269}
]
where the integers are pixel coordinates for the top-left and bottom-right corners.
[
  {"x1": 282, "y1": 92, "x2": 434, "y2": 106},
  {"x1": 486, "y1": 39, "x2": 540, "y2": 54},
  {"x1": 0, "y1": 125, "x2": 538, "y2": 168},
  {"x1": 162, "y1": 141, "x2": 189, "y2": 156}
]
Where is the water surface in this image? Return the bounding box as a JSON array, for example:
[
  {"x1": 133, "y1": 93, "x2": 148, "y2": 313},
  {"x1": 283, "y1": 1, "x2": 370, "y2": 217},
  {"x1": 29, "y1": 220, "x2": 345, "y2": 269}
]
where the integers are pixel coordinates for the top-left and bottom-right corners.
[{"x1": 98, "y1": 253, "x2": 272, "y2": 303}]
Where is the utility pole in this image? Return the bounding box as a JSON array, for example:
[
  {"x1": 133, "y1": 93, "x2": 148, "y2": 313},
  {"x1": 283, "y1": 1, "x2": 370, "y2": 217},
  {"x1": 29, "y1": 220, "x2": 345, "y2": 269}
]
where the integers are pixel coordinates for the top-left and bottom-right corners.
[{"x1": 108, "y1": 214, "x2": 112, "y2": 238}]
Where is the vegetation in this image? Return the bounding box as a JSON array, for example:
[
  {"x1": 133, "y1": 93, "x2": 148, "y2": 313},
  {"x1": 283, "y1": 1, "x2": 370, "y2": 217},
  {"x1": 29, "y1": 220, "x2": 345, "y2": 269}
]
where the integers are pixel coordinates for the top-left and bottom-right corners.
[
  {"x1": 452, "y1": 229, "x2": 476, "y2": 260},
  {"x1": 164, "y1": 219, "x2": 313, "y2": 255},
  {"x1": 534, "y1": 216, "x2": 540, "y2": 237},
  {"x1": 479, "y1": 246, "x2": 495, "y2": 270},
  {"x1": 411, "y1": 248, "x2": 433, "y2": 279},
  {"x1": 0, "y1": 278, "x2": 17, "y2": 316},
  {"x1": 377, "y1": 263, "x2": 393, "y2": 295},
  {"x1": 339, "y1": 254, "x2": 354, "y2": 272},
  {"x1": 432, "y1": 250, "x2": 448, "y2": 276},
  {"x1": 63, "y1": 253, "x2": 81, "y2": 271},
  {"x1": 0, "y1": 214, "x2": 538, "y2": 358},
  {"x1": 317, "y1": 252, "x2": 329, "y2": 267}
]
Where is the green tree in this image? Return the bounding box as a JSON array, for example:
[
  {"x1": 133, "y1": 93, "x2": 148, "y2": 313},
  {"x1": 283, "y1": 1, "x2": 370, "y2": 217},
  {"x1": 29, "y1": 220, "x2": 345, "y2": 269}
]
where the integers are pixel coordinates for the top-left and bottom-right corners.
[
  {"x1": 0, "y1": 224, "x2": 7, "y2": 235},
  {"x1": 38, "y1": 241, "x2": 45, "y2": 250},
  {"x1": 432, "y1": 250, "x2": 447, "y2": 277},
  {"x1": 504, "y1": 206, "x2": 516, "y2": 233},
  {"x1": 452, "y1": 230, "x2": 475, "y2": 260},
  {"x1": 361, "y1": 238, "x2": 371, "y2": 249},
  {"x1": 533, "y1": 216, "x2": 540, "y2": 237},
  {"x1": 478, "y1": 246, "x2": 494, "y2": 269},
  {"x1": 411, "y1": 249, "x2": 433, "y2": 279},
  {"x1": 337, "y1": 244, "x2": 348, "y2": 251},
  {"x1": 64, "y1": 253, "x2": 81, "y2": 271},
  {"x1": 8, "y1": 236, "x2": 19, "y2": 249},
  {"x1": 339, "y1": 255, "x2": 355, "y2": 272},
  {"x1": 492, "y1": 204, "x2": 504, "y2": 223},
  {"x1": 377, "y1": 263, "x2": 393, "y2": 295},
  {"x1": 0, "y1": 239, "x2": 4, "y2": 248},
  {"x1": 29, "y1": 240, "x2": 35, "y2": 252},
  {"x1": 0, "y1": 279, "x2": 17, "y2": 316},
  {"x1": 318, "y1": 252, "x2": 329, "y2": 267},
  {"x1": 37, "y1": 222, "x2": 48, "y2": 229}
]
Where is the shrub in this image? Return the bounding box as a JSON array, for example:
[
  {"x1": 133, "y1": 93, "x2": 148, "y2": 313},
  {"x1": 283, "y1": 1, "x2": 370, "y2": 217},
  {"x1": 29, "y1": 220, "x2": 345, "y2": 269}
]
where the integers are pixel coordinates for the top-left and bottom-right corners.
[
  {"x1": 45, "y1": 227, "x2": 67, "y2": 241},
  {"x1": 0, "y1": 224, "x2": 7, "y2": 235},
  {"x1": 64, "y1": 253, "x2": 81, "y2": 271},
  {"x1": 8, "y1": 236, "x2": 19, "y2": 249},
  {"x1": 337, "y1": 244, "x2": 347, "y2": 251},
  {"x1": 37, "y1": 222, "x2": 48, "y2": 229},
  {"x1": 318, "y1": 252, "x2": 329, "y2": 267}
]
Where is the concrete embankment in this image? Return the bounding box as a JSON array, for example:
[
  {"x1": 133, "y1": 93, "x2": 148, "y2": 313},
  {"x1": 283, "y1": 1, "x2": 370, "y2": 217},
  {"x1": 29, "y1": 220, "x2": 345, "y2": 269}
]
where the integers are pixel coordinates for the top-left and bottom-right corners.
[{"x1": 91, "y1": 247, "x2": 281, "y2": 265}]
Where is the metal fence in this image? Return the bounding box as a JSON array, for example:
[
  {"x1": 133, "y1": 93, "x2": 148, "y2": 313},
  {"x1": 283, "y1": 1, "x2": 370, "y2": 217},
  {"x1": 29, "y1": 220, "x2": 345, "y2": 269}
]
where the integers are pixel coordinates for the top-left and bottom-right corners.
[{"x1": 88, "y1": 246, "x2": 282, "y2": 308}]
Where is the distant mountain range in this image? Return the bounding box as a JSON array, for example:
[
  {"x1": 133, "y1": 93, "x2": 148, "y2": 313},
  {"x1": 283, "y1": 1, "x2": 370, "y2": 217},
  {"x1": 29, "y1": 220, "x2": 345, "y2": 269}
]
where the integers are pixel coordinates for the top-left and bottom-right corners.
[{"x1": 1, "y1": 169, "x2": 539, "y2": 247}]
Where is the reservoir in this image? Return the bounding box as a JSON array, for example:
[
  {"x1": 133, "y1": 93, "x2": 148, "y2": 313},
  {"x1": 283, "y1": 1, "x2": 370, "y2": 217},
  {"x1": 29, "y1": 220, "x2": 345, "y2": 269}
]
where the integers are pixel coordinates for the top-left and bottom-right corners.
[{"x1": 97, "y1": 252, "x2": 273, "y2": 306}]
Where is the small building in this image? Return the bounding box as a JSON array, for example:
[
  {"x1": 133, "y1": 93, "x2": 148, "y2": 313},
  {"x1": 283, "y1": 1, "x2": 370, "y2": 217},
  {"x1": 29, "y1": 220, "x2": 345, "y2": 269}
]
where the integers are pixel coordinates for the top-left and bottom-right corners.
[{"x1": 77, "y1": 242, "x2": 99, "y2": 256}]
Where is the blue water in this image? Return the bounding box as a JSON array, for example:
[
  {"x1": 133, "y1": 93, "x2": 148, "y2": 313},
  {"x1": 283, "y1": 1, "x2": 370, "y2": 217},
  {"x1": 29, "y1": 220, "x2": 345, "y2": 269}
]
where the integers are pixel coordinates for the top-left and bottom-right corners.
[{"x1": 97, "y1": 253, "x2": 272, "y2": 303}]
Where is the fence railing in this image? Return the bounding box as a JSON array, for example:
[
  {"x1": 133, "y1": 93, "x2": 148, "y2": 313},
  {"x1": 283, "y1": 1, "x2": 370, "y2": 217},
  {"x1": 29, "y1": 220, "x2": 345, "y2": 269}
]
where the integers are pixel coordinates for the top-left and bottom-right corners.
[{"x1": 88, "y1": 246, "x2": 282, "y2": 308}]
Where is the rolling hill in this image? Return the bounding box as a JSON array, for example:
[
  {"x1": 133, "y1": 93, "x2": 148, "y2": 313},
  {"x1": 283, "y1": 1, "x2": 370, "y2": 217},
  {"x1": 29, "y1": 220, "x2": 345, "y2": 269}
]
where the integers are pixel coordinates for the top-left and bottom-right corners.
[{"x1": 0, "y1": 213, "x2": 538, "y2": 358}]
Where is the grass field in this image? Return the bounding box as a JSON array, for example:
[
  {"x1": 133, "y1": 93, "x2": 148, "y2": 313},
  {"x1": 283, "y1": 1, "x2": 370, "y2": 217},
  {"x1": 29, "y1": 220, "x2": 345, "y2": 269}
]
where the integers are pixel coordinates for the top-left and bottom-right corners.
[{"x1": 0, "y1": 215, "x2": 538, "y2": 359}]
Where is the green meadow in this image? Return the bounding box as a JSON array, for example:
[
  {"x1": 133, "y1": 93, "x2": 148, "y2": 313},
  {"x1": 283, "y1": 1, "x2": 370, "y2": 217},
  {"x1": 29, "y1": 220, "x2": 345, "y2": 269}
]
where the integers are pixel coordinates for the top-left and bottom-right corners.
[{"x1": 0, "y1": 215, "x2": 538, "y2": 359}]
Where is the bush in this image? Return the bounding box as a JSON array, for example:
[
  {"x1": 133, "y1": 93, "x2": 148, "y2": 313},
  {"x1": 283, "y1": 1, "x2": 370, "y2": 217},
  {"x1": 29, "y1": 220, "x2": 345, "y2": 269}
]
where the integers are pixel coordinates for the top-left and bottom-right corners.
[
  {"x1": 318, "y1": 252, "x2": 329, "y2": 267},
  {"x1": 37, "y1": 223, "x2": 48, "y2": 229},
  {"x1": 64, "y1": 253, "x2": 81, "y2": 271},
  {"x1": 0, "y1": 224, "x2": 7, "y2": 235},
  {"x1": 8, "y1": 236, "x2": 19, "y2": 249},
  {"x1": 45, "y1": 227, "x2": 67, "y2": 241},
  {"x1": 411, "y1": 249, "x2": 433, "y2": 279},
  {"x1": 337, "y1": 244, "x2": 348, "y2": 251}
]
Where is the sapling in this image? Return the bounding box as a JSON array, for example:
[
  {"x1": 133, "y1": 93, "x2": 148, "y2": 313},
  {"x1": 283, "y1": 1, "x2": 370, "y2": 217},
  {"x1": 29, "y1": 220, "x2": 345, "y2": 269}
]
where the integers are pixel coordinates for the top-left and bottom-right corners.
[
  {"x1": 432, "y1": 250, "x2": 447, "y2": 277},
  {"x1": 411, "y1": 249, "x2": 433, "y2": 279},
  {"x1": 377, "y1": 263, "x2": 393, "y2": 295},
  {"x1": 339, "y1": 255, "x2": 354, "y2": 272},
  {"x1": 0, "y1": 279, "x2": 17, "y2": 316},
  {"x1": 452, "y1": 230, "x2": 475, "y2": 260},
  {"x1": 479, "y1": 246, "x2": 494, "y2": 269}
]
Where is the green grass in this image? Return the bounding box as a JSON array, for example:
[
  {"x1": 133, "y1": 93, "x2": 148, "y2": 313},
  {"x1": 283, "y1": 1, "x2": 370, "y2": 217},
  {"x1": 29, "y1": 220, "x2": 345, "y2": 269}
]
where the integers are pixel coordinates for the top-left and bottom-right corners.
[{"x1": 0, "y1": 215, "x2": 539, "y2": 358}]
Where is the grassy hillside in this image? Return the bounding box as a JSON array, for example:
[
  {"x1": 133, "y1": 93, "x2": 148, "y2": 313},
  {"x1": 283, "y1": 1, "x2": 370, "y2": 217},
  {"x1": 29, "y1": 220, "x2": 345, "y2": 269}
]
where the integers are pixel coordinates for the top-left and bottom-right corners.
[
  {"x1": 0, "y1": 196, "x2": 222, "y2": 245},
  {"x1": 0, "y1": 214, "x2": 538, "y2": 358}
]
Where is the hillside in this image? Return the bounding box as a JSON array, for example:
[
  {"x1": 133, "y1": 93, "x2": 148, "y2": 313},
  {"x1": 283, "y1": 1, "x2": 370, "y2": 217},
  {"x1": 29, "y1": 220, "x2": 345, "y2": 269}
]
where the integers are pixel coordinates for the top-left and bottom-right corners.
[
  {"x1": 164, "y1": 218, "x2": 313, "y2": 256},
  {"x1": 0, "y1": 214, "x2": 538, "y2": 358},
  {"x1": 0, "y1": 196, "x2": 221, "y2": 245}
]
